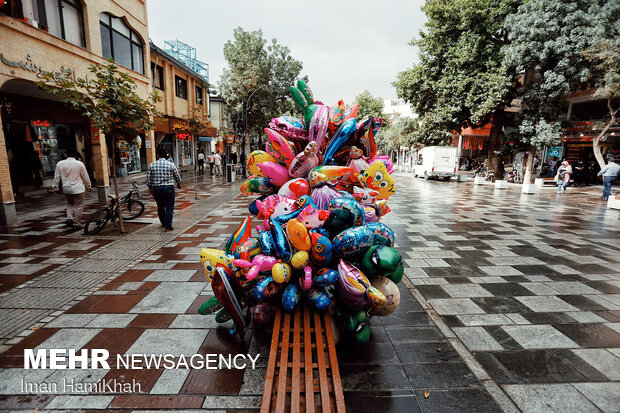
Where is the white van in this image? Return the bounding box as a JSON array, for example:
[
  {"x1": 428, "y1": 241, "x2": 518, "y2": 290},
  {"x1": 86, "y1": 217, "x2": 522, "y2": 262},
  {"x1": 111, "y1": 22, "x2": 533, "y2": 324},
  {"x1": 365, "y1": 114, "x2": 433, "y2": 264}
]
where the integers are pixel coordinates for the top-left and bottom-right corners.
[{"x1": 413, "y1": 146, "x2": 458, "y2": 181}]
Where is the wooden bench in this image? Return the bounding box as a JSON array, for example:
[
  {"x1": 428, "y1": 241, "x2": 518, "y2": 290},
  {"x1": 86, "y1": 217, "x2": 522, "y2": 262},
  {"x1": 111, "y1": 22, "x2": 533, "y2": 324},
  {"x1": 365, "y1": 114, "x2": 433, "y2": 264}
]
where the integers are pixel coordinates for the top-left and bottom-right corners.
[{"x1": 260, "y1": 304, "x2": 346, "y2": 413}]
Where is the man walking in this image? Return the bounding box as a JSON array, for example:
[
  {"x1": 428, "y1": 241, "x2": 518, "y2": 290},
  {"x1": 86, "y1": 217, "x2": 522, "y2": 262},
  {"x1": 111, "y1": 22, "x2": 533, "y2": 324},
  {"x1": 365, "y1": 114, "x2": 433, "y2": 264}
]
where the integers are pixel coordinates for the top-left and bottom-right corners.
[
  {"x1": 207, "y1": 152, "x2": 215, "y2": 176},
  {"x1": 52, "y1": 149, "x2": 91, "y2": 229},
  {"x1": 598, "y1": 157, "x2": 620, "y2": 201},
  {"x1": 557, "y1": 160, "x2": 572, "y2": 194},
  {"x1": 214, "y1": 151, "x2": 222, "y2": 176},
  {"x1": 146, "y1": 147, "x2": 183, "y2": 232},
  {"x1": 197, "y1": 150, "x2": 205, "y2": 175}
]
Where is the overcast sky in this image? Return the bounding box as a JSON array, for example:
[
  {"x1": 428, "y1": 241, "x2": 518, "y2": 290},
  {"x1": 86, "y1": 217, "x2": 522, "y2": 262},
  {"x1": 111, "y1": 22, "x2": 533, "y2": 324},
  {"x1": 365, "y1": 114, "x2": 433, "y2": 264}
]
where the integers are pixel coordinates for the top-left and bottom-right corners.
[{"x1": 147, "y1": 0, "x2": 426, "y2": 105}]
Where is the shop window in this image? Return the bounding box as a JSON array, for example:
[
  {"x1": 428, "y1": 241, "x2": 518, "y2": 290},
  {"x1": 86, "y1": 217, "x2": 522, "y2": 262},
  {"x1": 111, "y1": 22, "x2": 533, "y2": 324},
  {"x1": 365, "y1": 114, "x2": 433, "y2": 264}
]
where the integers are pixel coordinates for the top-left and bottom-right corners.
[
  {"x1": 151, "y1": 63, "x2": 164, "y2": 90},
  {"x1": 175, "y1": 76, "x2": 187, "y2": 99},
  {"x1": 195, "y1": 86, "x2": 203, "y2": 105},
  {"x1": 6, "y1": 0, "x2": 86, "y2": 48},
  {"x1": 99, "y1": 13, "x2": 144, "y2": 74}
]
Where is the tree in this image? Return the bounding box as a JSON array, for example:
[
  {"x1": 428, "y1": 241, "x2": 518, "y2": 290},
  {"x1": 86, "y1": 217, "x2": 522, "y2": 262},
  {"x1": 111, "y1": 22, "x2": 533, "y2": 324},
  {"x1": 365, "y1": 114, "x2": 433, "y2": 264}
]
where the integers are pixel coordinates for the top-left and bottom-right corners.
[
  {"x1": 375, "y1": 117, "x2": 420, "y2": 154},
  {"x1": 354, "y1": 90, "x2": 384, "y2": 120},
  {"x1": 502, "y1": 0, "x2": 618, "y2": 181},
  {"x1": 218, "y1": 27, "x2": 303, "y2": 157},
  {"x1": 394, "y1": 0, "x2": 522, "y2": 176},
  {"x1": 39, "y1": 62, "x2": 160, "y2": 233}
]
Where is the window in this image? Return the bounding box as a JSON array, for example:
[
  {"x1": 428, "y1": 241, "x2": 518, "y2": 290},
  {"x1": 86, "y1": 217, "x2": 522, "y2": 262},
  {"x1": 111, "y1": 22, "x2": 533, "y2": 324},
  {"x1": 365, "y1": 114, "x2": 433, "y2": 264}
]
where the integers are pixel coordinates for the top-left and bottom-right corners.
[
  {"x1": 151, "y1": 63, "x2": 164, "y2": 90},
  {"x1": 99, "y1": 13, "x2": 144, "y2": 74},
  {"x1": 14, "y1": 0, "x2": 86, "y2": 47},
  {"x1": 195, "y1": 86, "x2": 203, "y2": 105},
  {"x1": 175, "y1": 76, "x2": 187, "y2": 99}
]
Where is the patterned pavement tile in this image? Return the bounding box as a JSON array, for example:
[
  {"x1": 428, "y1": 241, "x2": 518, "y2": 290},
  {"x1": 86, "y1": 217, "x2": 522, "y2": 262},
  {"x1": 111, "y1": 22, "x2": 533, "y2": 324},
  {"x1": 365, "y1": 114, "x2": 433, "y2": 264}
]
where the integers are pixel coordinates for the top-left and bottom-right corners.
[{"x1": 503, "y1": 383, "x2": 598, "y2": 413}]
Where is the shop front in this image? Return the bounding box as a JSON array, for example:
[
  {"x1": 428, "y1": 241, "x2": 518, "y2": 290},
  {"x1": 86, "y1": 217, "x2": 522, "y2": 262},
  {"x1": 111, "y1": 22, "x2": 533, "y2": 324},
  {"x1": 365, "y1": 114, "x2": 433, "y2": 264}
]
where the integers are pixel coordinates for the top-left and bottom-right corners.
[
  {"x1": 170, "y1": 118, "x2": 194, "y2": 167},
  {"x1": 0, "y1": 89, "x2": 92, "y2": 195}
]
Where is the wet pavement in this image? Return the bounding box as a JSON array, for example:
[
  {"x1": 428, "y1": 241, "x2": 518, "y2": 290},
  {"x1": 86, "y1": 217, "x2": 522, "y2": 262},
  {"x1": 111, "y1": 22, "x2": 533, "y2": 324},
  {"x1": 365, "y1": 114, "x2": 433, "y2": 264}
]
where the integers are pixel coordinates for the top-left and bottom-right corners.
[{"x1": 0, "y1": 173, "x2": 618, "y2": 412}]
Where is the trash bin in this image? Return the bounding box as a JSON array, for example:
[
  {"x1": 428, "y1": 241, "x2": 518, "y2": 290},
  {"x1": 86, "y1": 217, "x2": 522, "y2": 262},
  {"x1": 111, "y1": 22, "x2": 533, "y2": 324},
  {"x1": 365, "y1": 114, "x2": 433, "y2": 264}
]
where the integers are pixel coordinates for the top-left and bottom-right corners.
[{"x1": 226, "y1": 164, "x2": 236, "y2": 183}]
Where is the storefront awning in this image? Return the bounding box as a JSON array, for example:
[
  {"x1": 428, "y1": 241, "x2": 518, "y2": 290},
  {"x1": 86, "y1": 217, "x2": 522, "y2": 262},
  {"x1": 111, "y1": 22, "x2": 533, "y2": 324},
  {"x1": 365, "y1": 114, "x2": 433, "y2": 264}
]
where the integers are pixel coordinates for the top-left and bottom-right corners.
[{"x1": 203, "y1": 127, "x2": 218, "y2": 137}]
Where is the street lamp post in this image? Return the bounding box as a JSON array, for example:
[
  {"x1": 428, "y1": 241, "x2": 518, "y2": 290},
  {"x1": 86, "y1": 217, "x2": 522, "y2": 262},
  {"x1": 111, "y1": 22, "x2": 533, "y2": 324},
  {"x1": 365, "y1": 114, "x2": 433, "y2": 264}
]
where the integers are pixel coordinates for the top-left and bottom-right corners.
[{"x1": 243, "y1": 82, "x2": 271, "y2": 172}]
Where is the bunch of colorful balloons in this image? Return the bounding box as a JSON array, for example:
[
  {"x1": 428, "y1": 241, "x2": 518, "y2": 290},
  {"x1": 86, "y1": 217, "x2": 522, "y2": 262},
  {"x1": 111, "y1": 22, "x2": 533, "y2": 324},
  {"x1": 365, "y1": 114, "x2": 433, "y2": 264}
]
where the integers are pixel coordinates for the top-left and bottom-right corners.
[{"x1": 198, "y1": 80, "x2": 404, "y2": 344}]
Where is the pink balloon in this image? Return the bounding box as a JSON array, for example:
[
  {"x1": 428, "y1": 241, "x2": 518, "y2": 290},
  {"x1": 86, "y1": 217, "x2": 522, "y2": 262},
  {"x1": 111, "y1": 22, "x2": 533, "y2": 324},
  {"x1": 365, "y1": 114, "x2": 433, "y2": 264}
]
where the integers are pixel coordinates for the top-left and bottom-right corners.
[
  {"x1": 288, "y1": 142, "x2": 319, "y2": 178},
  {"x1": 308, "y1": 105, "x2": 330, "y2": 149},
  {"x1": 258, "y1": 161, "x2": 291, "y2": 187}
]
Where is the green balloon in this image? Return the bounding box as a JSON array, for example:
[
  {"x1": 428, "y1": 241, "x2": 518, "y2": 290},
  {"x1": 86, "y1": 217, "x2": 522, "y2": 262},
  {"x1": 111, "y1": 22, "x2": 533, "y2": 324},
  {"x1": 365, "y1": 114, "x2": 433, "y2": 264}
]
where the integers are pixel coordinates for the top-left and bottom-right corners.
[
  {"x1": 358, "y1": 245, "x2": 404, "y2": 284},
  {"x1": 198, "y1": 297, "x2": 222, "y2": 315},
  {"x1": 341, "y1": 309, "x2": 370, "y2": 344},
  {"x1": 215, "y1": 308, "x2": 232, "y2": 323},
  {"x1": 290, "y1": 80, "x2": 319, "y2": 127}
]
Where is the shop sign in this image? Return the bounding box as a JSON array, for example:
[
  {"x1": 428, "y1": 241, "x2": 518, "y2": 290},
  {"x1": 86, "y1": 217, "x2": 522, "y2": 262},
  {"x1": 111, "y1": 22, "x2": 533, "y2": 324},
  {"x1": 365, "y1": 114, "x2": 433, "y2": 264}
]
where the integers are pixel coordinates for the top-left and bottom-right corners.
[
  {"x1": 225, "y1": 134, "x2": 236, "y2": 145},
  {"x1": 177, "y1": 133, "x2": 191, "y2": 140},
  {"x1": 0, "y1": 53, "x2": 94, "y2": 85},
  {"x1": 90, "y1": 127, "x2": 100, "y2": 145},
  {"x1": 32, "y1": 119, "x2": 50, "y2": 127},
  {"x1": 171, "y1": 120, "x2": 190, "y2": 132},
  {"x1": 564, "y1": 121, "x2": 594, "y2": 133}
]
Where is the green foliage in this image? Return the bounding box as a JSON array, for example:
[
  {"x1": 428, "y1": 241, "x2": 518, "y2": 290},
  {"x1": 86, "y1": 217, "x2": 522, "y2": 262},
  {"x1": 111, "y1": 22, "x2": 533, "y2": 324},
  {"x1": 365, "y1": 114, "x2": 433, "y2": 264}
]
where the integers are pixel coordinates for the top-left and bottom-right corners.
[
  {"x1": 376, "y1": 117, "x2": 420, "y2": 151},
  {"x1": 394, "y1": 0, "x2": 521, "y2": 144},
  {"x1": 38, "y1": 61, "x2": 160, "y2": 141},
  {"x1": 218, "y1": 27, "x2": 303, "y2": 141},
  {"x1": 354, "y1": 90, "x2": 384, "y2": 120}
]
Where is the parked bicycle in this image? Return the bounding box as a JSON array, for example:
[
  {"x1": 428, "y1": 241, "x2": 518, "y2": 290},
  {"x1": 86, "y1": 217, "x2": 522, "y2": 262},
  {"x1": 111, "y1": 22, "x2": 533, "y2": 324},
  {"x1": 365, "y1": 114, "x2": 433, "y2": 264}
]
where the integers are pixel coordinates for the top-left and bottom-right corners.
[{"x1": 84, "y1": 181, "x2": 145, "y2": 235}]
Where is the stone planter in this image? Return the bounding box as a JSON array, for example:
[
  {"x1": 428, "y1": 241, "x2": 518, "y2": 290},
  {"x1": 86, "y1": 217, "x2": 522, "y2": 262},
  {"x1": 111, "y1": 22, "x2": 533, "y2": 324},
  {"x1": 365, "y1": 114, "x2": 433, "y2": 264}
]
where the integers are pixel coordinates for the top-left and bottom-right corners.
[
  {"x1": 474, "y1": 176, "x2": 486, "y2": 185},
  {"x1": 495, "y1": 180, "x2": 507, "y2": 189},
  {"x1": 522, "y1": 183, "x2": 537, "y2": 194}
]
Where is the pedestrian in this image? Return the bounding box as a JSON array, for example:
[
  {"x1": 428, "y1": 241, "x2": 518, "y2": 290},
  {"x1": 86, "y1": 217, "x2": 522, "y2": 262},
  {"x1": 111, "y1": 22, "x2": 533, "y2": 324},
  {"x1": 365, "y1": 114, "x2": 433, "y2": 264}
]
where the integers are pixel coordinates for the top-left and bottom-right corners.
[
  {"x1": 146, "y1": 147, "x2": 183, "y2": 232},
  {"x1": 208, "y1": 152, "x2": 215, "y2": 176},
  {"x1": 548, "y1": 157, "x2": 558, "y2": 177},
  {"x1": 597, "y1": 157, "x2": 620, "y2": 201},
  {"x1": 167, "y1": 153, "x2": 174, "y2": 164},
  {"x1": 197, "y1": 150, "x2": 205, "y2": 175},
  {"x1": 556, "y1": 160, "x2": 572, "y2": 194},
  {"x1": 52, "y1": 148, "x2": 91, "y2": 229},
  {"x1": 231, "y1": 151, "x2": 238, "y2": 164},
  {"x1": 214, "y1": 151, "x2": 222, "y2": 176}
]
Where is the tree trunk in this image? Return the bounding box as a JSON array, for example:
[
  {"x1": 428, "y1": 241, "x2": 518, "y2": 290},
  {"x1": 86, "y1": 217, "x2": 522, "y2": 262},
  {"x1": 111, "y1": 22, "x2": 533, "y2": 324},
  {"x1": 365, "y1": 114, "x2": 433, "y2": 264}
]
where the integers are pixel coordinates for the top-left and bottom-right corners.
[
  {"x1": 523, "y1": 146, "x2": 536, "y2": 184},
  {"x1": 109, "y1": 138, "x2": 126, "y2": 234},
  {"x1": 592, "y1": 98, "x2": 619, "y2": 169},
  {"x1": 487, "y1": 111, "x2": 505, "y2": 179}
]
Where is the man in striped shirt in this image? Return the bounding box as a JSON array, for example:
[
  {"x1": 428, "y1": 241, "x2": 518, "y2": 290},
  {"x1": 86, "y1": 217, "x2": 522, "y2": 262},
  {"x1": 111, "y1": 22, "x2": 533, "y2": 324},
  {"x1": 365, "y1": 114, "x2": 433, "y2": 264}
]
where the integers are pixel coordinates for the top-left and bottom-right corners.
[{"x1": 146, "y1": 147, "x2": 183, "y2": 231}]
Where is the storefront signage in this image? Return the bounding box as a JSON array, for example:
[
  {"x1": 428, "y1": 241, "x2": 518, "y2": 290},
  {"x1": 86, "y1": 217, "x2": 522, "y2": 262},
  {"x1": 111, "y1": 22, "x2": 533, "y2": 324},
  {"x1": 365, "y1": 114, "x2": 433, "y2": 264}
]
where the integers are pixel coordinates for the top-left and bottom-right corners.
[
  {"x1": 0, "y1": 53, "x2": 93, "y2": 85},
  {"x1": 90, "y1": 127, "x2": 100, "y2": 145},
  {"x1": 32, "y1": 120, "x2": 50, "y2": 127},
  {"x1": 177, "y1": 133, "x2": 191, "y2": 140},
  {"x1": 226, "y1": 134, "x2": 235, "y2": 145},
  {"x1": 171, "y1": 120, "x2": 190, "y2": 132}
]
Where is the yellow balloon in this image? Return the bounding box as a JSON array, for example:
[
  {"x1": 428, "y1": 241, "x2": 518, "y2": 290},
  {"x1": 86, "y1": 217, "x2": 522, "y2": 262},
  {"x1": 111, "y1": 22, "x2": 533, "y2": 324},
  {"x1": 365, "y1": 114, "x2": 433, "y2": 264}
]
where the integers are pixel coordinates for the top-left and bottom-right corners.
[
  {"x1": 199, "y1": 248, "x2": 234, "y2": 282},
  {"x1": 291, "y1": 251, "x2": 309, "y2": 269},
  {"x1": 285, "y1": 219, "x2": 311, "y2": 251},
  {"x1": 357, "y1": 161, "x2": 396, "y2": 200},
  {"x1": 272, "y1": 262, "x2": 292, "y2": 283},
  {"x1": 370, "y1": 276, "x2": 400, "y2": 316},
  {"x1": 247, "y1": 150, "x2": 276, "y2": 176}
]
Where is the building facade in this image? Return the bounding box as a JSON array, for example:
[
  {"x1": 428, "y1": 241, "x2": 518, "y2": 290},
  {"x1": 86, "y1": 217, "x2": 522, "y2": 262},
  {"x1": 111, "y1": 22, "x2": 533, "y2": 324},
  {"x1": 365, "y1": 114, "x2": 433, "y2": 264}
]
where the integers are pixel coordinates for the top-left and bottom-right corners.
[
  {"x1": 0, "y1": 0, "x2": 156, "y2": 225},
  {"x1": 150, "y1": 42, "x2": 215, "y2": 170}
]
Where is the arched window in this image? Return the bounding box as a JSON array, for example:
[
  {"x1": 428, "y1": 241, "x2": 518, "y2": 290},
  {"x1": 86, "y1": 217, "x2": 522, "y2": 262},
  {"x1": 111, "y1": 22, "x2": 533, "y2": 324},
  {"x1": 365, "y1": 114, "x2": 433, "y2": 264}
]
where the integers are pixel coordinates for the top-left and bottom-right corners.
[{"x1": 99, "y1": 13, "x2": 144, "y2": 74}]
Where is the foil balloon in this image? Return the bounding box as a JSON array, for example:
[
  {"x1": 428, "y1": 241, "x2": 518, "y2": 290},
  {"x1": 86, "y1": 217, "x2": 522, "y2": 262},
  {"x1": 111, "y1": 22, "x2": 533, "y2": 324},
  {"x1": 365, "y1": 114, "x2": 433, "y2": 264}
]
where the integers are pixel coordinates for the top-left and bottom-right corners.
[
  {"x1": 336, "y1": 260, "x2": 386, "y2": 311},
  {"x1": 310, "y1": 165, "x2": 354, "y2": 182},
  {"x1": 332, "y1": 226, "x2": 374, "y2": 258},
  {"x1": 353, "y1": 187, "x2": 379, "y2": 206},
  {"x1": 290, "y1": 250, "x2": 309, "y2": 269},
  {"x1": 272, "y1": 262, "x2": 292, "y2": 283},
  {"x1": 234, "y1": 254, "x2": 277, "y2": 280},
  {"x1": 247, "y1": 150, "x2": 276, "y2": 176},
  {"x1": 357, "y1": 161, "x2": 395, "y2": 200},
  {"x1": 264, "y1": 128, "x2": 296, "y2": 167},
  {"x1": 253, "y1": 275, "x2": 283, "y2": 302},
  {"x1": 241, "y1": 177, "x2": 276, "y2": 196},
  {"x1": 269, "y1": 116, "x2": 307, "y2": 141},
  {"x1": 328, "y1": 197, "x2": 366, "y2": 227},
  {"x1": 212, "y1": 266, "x2": 247, "y2": 336},
  {"x1": 271, "y1": 218, "x2": 291, "y2": 261},
  {"x1": 249, "y1": 194, "x2": 269, "y2": 216},
  {"x1": 278, "y1": 178, "x2": 311, "y2": 199},
  {"x1": 369, "y1": 155, "x2": 395, "y2": 174},
  {"x1": 215, "y1": 308, "x2": 232, "y2": 323},
  {"x1": 310, "y1": 231, "x2": 333, "y2": 266},
  {"x1": 309, "y1": 171, "x2": 341, "y2": 210},
  {"x1": 322, "y1": 118, "x2": 357, "y2": 165},
  {"x1": 347, "y1": 146, "x2": 370, "y2": 174},
  {"x1": 305, "y1": 287, "x2": 330, "y2": 310},
  {"x1": 200, "y1": 248, "x2": 235, "y2": 282},
  {"x1": 370, "y1": 277, "x2": 400, "y2": 316},
  {"x1": 225, "y1": 217, "x2": 251, "y2": 253},
  {"x1": 314, "y1": 268, "x2": 339, "y2": 288},
  {"x1": 328, "y1": 100, "x2": 345, "y2": 134},
  {"x1": 343, "y1": 103, "x2": 359, "y2": 122},
  {"x1": 359, "y1": 245, "x2": 404, "y2": 284},
  {"x1": 339, "y1": 309, "x2": 370, "y2": 344},
  {"x1": 285, "y1": 219, "x2": 311, "y2": 251},
  {"x1": 290, "y1": 79, "x2": 320, "y2": 127},
  {"x1": 198, "y1": 296, "x2": 222, "y2": 315},
  {"x1": 288, "y1": 141, "x2": 319, "y2": 178},
  {"x1": 253, "y1": 303, "x2": 277, "y2": 327},
  {"x1": 282, "y1": 283, "x2": 301, "y2": 312},
  {"x1": 308, "y1": 105, "x2": 330, "y2": 149},
  {"x1": 365, "y1": 222, "x2": 396, "y2": 247},
  {"x1": 233, "y1": 237, "x2": 262, "y2": 260},
  {"x1": 258, "y1": 230, "x2": 275, "y2": 256},
  {"x1": 258, "y1": 161, "x2": 291, "y2": 187},
  {"x1": 297, "y1": 205, "x2": 330, "y2": 229}
]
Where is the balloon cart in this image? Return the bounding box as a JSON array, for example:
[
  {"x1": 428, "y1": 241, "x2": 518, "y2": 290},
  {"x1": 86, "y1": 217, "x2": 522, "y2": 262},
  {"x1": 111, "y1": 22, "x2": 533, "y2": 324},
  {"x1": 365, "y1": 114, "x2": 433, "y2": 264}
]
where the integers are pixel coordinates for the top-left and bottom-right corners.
[{"x1": 197, "y1": 80, "x2": 404, "y2": 410}]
